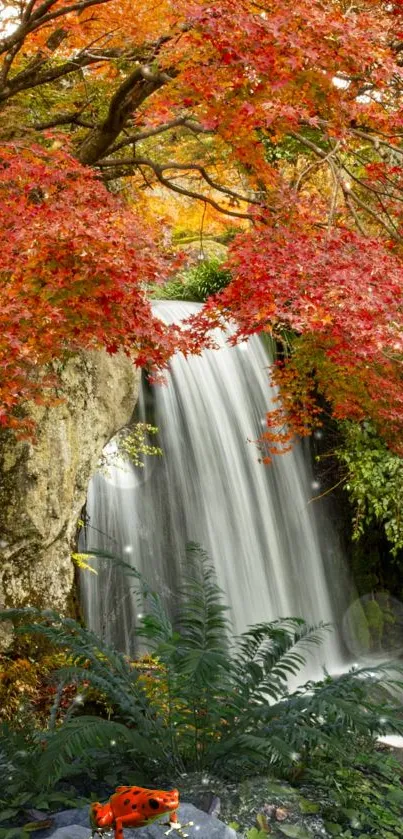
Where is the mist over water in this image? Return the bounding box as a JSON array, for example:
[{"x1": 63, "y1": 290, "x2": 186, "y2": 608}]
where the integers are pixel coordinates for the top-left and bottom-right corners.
[{"x1": 80, "y1": 301, "x2": 347, "y2": 678}]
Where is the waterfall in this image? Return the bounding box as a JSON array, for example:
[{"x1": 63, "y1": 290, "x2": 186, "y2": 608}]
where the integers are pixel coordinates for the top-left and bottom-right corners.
[{"x1": 80, "y1": 301, "x2": 347, "y2": 676}]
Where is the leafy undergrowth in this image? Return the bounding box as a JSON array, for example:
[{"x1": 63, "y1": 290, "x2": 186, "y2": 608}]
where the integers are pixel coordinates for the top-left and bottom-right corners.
[
  {"x1": 1, "y1": 547, "x2": 403, "y2": 838},
  {"x1": 1, "y1": 730, "x2": 403, "y2": 839},
  {"x1": 178, "y1": 751, "x2": 403, "y2": 839},
  {"x1": 302, "y1": 747, "x2": 403, "y2": 839}
]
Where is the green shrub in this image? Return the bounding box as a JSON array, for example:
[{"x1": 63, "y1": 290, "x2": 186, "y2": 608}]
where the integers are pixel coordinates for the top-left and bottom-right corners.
[
  {"x1": 155, "y1": 258, "x2": 231, "y2": 302},
  {"x1": 336, "y1": 421, "x2": 403, "y2": 555}
]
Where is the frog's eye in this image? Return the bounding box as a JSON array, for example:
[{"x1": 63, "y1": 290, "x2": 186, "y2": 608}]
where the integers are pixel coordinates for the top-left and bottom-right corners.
[{"x1": 148, "y1": 799, "x2": 160, "y2": 810}]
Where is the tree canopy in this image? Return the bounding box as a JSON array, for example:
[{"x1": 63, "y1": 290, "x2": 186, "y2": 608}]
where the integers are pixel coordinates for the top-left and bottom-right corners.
[{"x1": 1, "y1": 0, "x2": 402, "y2": 449}]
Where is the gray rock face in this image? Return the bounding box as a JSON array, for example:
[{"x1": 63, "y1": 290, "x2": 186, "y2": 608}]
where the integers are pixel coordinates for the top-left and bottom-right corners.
[
  {"x1": 0, "y1": 351, "x2": 140, "y2": 647},
  {"x1": 50, "y1": 829, "x2": 90, "y2": 839},
  {"x1": 34, "y1": 804, "x2": 239, "y2": 839}
]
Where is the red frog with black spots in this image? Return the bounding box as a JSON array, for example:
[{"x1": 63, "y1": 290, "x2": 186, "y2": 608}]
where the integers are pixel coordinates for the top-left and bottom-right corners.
[{"x1": 90, "y1": 786, "x2": 193, "y2": 838}]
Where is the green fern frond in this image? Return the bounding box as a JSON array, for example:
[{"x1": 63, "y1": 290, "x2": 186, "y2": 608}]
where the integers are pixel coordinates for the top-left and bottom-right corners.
[
  {"x1": 138, "y1": 591, "x2": 174, "y2": 649},
  {"x1": 232, "y1": 619, "x2": 329, "y2": 702},
  {"x1": 37, "y1": 717, "x2": 158, "y2": 786},
  {"x1": 173, "y1": 543, "x2": 230, "y2": 685}
]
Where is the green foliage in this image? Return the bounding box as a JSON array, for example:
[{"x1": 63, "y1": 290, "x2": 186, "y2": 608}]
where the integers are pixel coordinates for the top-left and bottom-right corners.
[
  {"x1": 2, "y1": 545, "x2": 403, "y2": 797},
  {"x1": 246, "y1": 828, "x2": 270, "y2": 839},
  {"x1": 306, "y1": 747, "x2": 403, "y2": 838},
  {"x1": 155, "y1": 258, "x2": 231, "y2": 302},
  {"x1": 0, "y1": 719, "x2": 87, "y2": 836},
  {"x1": 118, "y1": 424, "x2": 162, "y2": 466},
  {"x1": 261, "y1": 128, "x2": 329, "y2": 164},
  {"x1": 336, "y1": 421, "x2": 403, "y2": 555}
]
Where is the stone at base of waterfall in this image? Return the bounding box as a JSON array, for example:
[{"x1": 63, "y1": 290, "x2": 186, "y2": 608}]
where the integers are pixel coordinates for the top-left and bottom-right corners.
[{"x1": 39, "y1": 804, "x2": 240, "y2": 839}]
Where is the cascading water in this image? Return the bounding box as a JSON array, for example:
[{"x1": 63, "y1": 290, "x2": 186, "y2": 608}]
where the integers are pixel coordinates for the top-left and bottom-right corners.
[{"x1": 80, "y1": 301, "x2": 347, "y2": 675}]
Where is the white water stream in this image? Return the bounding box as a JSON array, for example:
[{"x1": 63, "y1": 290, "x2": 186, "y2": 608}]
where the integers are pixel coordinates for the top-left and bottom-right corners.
[{"x1": 80, "y1": 301, "x2": 347, "y2": 677}]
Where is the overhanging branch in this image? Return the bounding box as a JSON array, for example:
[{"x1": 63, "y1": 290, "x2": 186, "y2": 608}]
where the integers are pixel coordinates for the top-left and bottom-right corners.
[
  {"x1": 105, "y1": 118, "x2": 214, "y2": 156},
  {"x1": 97, "y1": 156, "x2": 262, "y2": 207},
  {"x1": 97, "y1": 155, "x2": 262, "y2": 219}
]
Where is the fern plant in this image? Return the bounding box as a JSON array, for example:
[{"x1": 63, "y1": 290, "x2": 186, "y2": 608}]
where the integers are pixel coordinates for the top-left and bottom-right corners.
[
  {"x1": 2, "y1": 543, "x2": 403, "y2": 787},
  {"x1": 0, "y1": 719, "x2": 86, "y2": 831}
]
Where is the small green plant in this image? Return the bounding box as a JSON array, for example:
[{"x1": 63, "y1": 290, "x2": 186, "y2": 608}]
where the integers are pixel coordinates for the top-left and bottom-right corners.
[
  {"x1": 245, "y1": 829, "x2": 269, "y2": 839},
  {"x1": 99, "y1": 423, "x2": 162, "y2": 473}
]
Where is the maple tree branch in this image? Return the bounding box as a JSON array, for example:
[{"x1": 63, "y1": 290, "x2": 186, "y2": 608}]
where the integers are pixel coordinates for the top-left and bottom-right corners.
[
  {"x1": 293, "y1": 131, "x2": 403, "y2": 241},
  {"x1": 334, "y1": 148, "x2": 403, "y2": 234},
  {"x1": 26, "y1": 0, "x2": 59, "y2": 21},
  {"x1": 344, "y1": 194, "x2": 369, "y2": 237},
  {"x1": 137, "y1": 164, "x2": 154, "y2": 190},
  {"x1": 375, "y1": 193, "x2": 402, "y2": 235},
  {"x1": 0, "y1": 43, "x2": 23, "y2": 88},
  {"x1": 350, "y1": 147, "x2": 403, "y2": 197},
  {"x1": 105, "y1": 118, "x2": 213, "y2": 156},
  {"x1": 0, "y1": 0, "x2": 114, "y2": 55},
  {"x1": 339, "y1": 159, "x2": 403, "y2": 204},
  {"x1": 33, "y1": 110, "x2": 95, "y2": 129},
  {"x1": 100, "y1": 156, "x2": 255, "y2": 219},
  {"x1": 159, "y1": 161, "x2": 262, "y2": 206},
  {"x1": 294, "y1": 142, "x2": 341, "y2": 192},
  {"x1": 326, "y1": 161, "x2": 339, "y2": 235},
  {"x1": 291, "y1": 131, "x2": 330, "y2": 159},
  {"x1": 344, "y1": 184, "x2": 403, "y2": 242},
  {"x1": 0, "y1": 47, "x2": 123, "y2": 102},
  {"x1": 76, "y1": 63, "x2": 173, "y2": 164},
  {"x1": 350, "y1": 127, "x2": 403, "y2": 158},
  {"x1": 97, "y1": 155, "x2": 261, "y2": 207},
  {"x1": 0, "y1": 24, "x2": 68, "y2": 90},
  {"x1": 22, "y1": 0, "x2": 46, "y2": 21}
]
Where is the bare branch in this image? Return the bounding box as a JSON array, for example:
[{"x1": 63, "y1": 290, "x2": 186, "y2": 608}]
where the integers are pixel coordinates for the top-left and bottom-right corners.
[
  {"x1": 338, "y1": 159, "x2": 403, "y2": 204},
  {"x1": 344, "y1": 185, "x2": 403, "y2": 242},
  {"x1": 326, "y1": 160, "x2": 339, "y2": 235},
  {"x1": 350, "y1": 127, "x2": 403, "y2": 157},
  {"x1": 160, "y1": 161, "x2": 261, "y2": 206},
  {"x1": 291, "y1": 131, "x2": 330, "y2": 159},
  {"x1": 294, "y1": 141, "x2": 341, "y2": 192},
  {"x1": 344, "y1": 193, "x2": 368, "y2": 236},
  {"x1": 33, "y1": 109, "x2": 95, "y2": 129}
]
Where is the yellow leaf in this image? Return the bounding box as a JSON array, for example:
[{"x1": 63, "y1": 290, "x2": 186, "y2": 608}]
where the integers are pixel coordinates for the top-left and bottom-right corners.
[{"x1": 71, "y1": 553, "x2": 98, "y2": 574}]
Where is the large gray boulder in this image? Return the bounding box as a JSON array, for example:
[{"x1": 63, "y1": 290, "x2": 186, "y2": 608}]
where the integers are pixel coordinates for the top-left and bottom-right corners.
[
  {"x1": 0, "y1": 350, "x2": 140, "y2": 648},
  {"x1": 34, "y1": 804, "x2": 240, "y2": 839}
]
